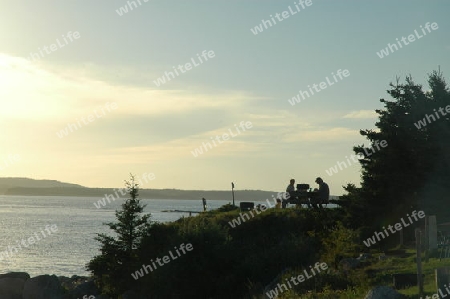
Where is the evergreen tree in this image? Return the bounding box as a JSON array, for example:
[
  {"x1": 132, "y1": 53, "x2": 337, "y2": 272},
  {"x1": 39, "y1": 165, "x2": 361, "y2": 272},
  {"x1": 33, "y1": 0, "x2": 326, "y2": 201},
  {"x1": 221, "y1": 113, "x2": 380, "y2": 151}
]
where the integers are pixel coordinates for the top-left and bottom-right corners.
[
  {"x1": 87, "y1": 174, "x2": 152, "y2": 296},
  {"x1": 342, "y1": 70, "x2": 450, "y2": 233}
]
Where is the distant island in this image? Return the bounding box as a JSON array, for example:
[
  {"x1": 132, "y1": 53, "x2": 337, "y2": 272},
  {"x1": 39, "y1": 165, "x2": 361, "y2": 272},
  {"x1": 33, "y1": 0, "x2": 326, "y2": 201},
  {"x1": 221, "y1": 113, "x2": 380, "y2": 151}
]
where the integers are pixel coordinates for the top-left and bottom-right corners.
[{"x1": 0, "y1": 177, "x2": 341, "y2": 201}]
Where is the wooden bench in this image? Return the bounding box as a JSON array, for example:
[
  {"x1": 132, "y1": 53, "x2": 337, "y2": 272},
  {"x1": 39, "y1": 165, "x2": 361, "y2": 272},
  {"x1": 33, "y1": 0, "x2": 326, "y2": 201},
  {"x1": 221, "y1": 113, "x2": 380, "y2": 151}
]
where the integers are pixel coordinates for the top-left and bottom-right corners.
[{"x1": 286, "y1": 191, "x2": 329, "y2": 209}]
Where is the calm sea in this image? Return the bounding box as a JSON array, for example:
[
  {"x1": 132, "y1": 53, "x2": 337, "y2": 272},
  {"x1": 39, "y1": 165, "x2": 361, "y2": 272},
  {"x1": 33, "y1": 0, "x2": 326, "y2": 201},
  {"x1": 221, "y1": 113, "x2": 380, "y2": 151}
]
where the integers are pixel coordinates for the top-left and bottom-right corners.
[{"x1": 0, "y1": 195, "x2": 239, "y2": 277}]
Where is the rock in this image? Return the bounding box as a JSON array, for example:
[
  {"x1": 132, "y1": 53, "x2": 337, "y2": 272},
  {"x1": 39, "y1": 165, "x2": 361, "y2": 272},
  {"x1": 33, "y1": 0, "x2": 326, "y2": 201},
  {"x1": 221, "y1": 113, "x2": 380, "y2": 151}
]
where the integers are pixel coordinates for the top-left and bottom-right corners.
[
  {"x1": 364, "y1": 286, "x2": 402, "y2": 299},
  {"x1": 23, "y1": 274, "x2": 64, "y2": 299},
  {"x1": 393, "y1": 273, "x2": 424, "y2": 289},
  {"x1": 0, "y1": 272, "x2": 31, "y2": 280},
  {"x1": 0, "y1": 277, "x2": 26, "y2": 299}
]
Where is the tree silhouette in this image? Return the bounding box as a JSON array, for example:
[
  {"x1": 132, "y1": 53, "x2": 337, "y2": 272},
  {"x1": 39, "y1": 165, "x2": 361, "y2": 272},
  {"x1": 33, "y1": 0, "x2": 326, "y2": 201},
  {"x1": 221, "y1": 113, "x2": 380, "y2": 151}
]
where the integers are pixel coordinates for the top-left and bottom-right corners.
[
  {"x1": 342, "y1": 70, "x2": 450, "y2": 233},
  {"x1": 87, "y1": 174, "x2": 152, "y2": 296}
]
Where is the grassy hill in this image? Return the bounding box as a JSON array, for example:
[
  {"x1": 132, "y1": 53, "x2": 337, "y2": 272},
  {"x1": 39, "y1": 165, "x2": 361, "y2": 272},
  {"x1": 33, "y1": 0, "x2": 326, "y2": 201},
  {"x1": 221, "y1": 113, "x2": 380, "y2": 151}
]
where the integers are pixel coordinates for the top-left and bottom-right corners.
[{"x1": 0, "y1": 177, "x2": 84, "y2": 194}]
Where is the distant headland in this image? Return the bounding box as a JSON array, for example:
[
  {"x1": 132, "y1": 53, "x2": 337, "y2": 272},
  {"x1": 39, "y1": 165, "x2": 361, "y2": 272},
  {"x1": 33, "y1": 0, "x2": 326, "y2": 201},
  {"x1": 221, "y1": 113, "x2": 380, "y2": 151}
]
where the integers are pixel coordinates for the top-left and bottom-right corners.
[{"x1": 0, "y1": 177, "x2": 333, "y2": 201}]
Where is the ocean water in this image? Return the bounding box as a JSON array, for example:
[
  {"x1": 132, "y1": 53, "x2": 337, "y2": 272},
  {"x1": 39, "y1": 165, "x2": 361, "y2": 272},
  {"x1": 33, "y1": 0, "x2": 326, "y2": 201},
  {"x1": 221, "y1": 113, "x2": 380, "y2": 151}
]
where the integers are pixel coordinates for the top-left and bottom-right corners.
[
  {"x1": 0, "y1": 195, "x2": 335, "y2": 277},
  {"x1": 0, "y1": 195, "x2": 234, "y2": 277}
]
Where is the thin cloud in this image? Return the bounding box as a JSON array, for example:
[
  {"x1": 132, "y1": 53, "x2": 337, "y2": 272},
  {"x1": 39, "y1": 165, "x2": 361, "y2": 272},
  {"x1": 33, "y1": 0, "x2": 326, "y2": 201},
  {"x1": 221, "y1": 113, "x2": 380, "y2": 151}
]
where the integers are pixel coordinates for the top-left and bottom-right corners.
[
  {"x1": 343, "y1": 110, "x2": 377, "y2": 119},
  {"x1": 284, "y1": 127, "x2": 360, "y2": 143},
  {"x1": 0, "y1": 53, "x2": 255, "y2": 122}
]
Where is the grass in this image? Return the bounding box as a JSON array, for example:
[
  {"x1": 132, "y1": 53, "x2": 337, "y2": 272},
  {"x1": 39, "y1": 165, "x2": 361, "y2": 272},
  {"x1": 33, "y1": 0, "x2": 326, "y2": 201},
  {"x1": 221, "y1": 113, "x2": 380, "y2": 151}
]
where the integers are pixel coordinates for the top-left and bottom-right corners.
[{"x1": 274, "y1": 247, "x2": 450, "y2": 299}]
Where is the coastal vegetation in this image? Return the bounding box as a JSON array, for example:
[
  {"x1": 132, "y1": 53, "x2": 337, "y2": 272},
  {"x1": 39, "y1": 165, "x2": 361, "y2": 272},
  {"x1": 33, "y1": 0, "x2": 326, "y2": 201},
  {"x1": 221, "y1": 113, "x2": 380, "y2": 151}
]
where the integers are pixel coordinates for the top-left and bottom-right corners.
[{"x1": 88, "y1": 70, "x2": 450, "y2": 298}]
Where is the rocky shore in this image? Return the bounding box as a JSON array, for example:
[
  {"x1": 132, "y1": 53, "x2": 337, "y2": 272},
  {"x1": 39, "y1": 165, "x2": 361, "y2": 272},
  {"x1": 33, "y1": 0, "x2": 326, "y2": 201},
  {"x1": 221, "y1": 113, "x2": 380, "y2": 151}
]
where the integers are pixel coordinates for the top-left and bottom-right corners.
[{"x1": 0, "y1": 272, "x2": 108, "y2": 299}]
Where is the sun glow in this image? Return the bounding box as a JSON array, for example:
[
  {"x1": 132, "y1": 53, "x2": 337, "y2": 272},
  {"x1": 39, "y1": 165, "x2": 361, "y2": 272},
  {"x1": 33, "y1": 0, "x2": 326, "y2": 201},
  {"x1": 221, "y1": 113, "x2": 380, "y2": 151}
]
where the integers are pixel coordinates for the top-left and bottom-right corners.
[{"x1": 0, "y1": 53, "x2": 77, "y2": 120}]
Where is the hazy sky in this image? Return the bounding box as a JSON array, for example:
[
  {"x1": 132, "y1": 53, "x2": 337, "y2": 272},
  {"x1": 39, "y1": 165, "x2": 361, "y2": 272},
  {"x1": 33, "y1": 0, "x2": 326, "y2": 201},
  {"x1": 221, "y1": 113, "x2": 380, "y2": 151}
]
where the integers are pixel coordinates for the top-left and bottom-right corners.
[{"x1": 0, "y1": 0, "x2": 449, "y2": 194}]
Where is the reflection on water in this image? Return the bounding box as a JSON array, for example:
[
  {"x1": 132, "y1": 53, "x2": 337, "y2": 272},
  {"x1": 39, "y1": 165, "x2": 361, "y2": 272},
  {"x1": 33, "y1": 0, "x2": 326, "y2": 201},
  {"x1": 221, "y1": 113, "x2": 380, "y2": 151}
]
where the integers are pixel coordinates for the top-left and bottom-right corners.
[{"x1": 0, "y1": 195, "x2": 232, "y2": 277}]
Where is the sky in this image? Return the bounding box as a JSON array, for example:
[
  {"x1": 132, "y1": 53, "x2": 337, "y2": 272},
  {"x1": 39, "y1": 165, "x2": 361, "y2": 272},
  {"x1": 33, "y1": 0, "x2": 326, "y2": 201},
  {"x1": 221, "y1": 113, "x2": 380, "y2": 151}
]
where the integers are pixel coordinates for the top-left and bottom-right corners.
[{"x1": 0, "y1": 0, "x2": 449, "y2": 195}]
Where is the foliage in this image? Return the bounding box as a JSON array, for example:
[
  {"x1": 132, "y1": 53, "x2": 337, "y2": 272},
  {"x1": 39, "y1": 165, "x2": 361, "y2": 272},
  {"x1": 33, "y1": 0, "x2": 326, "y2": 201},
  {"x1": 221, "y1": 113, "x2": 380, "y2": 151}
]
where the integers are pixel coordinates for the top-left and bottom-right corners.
[
  {"x1": 87, "y1": 174, "x2": 153, "y2": 296},
  {"x1": 88, "y1": 70, "x2": 450, "y2": 298},
  {"x1": 124, "y1": 207, "x2": 336, "y2": 298},
  {"x1": 342, "y1": 70, "x2": 450, "y2": 234},
  {"x1": 319, "y1": 221, "x2": 362, "y2": 268},
  {"x1": 216, "y1": 203, "x2": 240, "y2": 212}
]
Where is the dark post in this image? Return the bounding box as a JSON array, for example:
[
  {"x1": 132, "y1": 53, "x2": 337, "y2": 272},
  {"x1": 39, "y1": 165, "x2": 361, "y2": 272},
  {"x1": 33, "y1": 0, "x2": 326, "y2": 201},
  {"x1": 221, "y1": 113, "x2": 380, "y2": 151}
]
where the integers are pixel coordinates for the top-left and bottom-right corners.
[
  {"x1": 202, "y1": 197, "x2": 207, "y2": 212},
  {"x1": 231, "y1": 182, "x2": 235, "y2": 207},
  {"x1": 416, "y1": 228, "x2": 424, "y2": 296},
  {"x1": 424, "y1": 216, "x2": 429, "y2": 262},
  {"x1": 436, "y1": 267, "x2": 450, "y2": 297}
]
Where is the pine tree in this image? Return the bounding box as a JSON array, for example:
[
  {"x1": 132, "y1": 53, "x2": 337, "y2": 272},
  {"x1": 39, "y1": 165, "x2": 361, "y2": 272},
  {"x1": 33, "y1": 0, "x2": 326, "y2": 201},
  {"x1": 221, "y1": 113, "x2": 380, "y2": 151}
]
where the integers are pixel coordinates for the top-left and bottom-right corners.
[
  {"x1": 343, "y1": 70, "x2": 450, "y2": 233},
  {"x1": 87, "y1": 174, "x2": 152, "y2": 296}
]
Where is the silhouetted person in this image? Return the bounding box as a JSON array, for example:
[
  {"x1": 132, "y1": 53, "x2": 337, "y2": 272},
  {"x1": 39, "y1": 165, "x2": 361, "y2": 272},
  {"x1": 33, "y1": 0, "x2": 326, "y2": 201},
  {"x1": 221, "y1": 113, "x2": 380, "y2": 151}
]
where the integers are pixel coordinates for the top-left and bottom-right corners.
[
  {"x1": 313, "y1": 177, "x2": 329, "y2": 209},
  {"x1": 286, "y1": 179, "x2": 295, "y2": 192},
  {"x1": 283, "y1": 179, "x2": 295, "y2": 208}
]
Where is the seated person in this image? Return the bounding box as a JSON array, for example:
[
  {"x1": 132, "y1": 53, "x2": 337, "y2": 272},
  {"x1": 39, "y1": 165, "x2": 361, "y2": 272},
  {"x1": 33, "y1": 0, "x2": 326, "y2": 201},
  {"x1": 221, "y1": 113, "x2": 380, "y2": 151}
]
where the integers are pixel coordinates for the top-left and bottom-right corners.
[
  {"x1": 312, "y1": 177, "x2": 329, "y2": 208},
  {"x1": 286, "y1": 179, "x2": 295, "y2": 196},
  {"x1": 283, "y1": 179, "x2": 296, "y2": 208},
  {"x1": 286, "y1": 179, "x2": 295, "y2": 192}
]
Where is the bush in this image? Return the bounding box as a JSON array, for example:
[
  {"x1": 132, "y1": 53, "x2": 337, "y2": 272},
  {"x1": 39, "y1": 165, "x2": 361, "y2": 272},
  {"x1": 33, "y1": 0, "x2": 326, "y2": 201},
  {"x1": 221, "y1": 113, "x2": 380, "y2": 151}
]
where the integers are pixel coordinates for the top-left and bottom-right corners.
[
  {"x1": 216, "y1": 203, "x2": 239, "y2": 212},
  {"x1": 319, "y1": 222, "x2": 362, "y2": 268}
]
